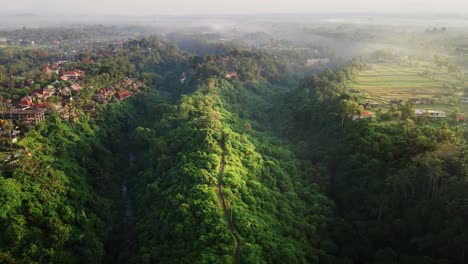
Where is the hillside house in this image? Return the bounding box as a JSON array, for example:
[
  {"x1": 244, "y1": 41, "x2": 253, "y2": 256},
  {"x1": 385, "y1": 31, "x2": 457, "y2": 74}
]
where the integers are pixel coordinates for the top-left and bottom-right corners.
[
  {"x1": 456, "y1": 115, "x2": 465, "y2": 123},
  {"x1": 62, "y1": 71, "x2": 80, "y2": 80},
  {"x1": 43, "y1": 86, "x2": 57, "y2": 96},
  {"x1": 94, "y1": 88, "x2": 115, "y2": 102},
  {"x1": 352, "y1": 110, "x2": 373, "y2": 121},
  {"x1": 44, "y1": 61, "x2": 67, "y2": 72},
  {"x1": 55, "y1": 105, "x2": 70, "y2": 120},
  {"x1": 32, "y1": 90, "x2": 44, "y2": 100},
  {"x1": 36, "y1": 102, "x2": 48, "y2": 110},
  {"x1": 361, "y1": 110, "x2": 373, "y2": 118},
  {"x1": 33, "y1": 89, "x2": 53, "y2": 100},
  {"x1": 70, "y1": 84, "x2": 83, "y2": 93},
  {"x1": 62, "y1": 70, "x2": 85, "y2": 80},
  {"x1": 20, "y1": 95, "x2": 33, "y2": 102},
  {"x1": 19, "y1": 96, "x2": 35, "y2": 108},
  {"x1": 116, "y1": 90, "x2": 133, "y2": 101},
  {"x1": 0, "y1": 110, "x2": 45, "y2": 125},
  {"x1": 42, "y1": 66, "x2": 59, "y2": 75},
  {"x1": 415, "y1": 109, "x2": 446, "y2": 118},
  {"x1": 61, "y1": 87, "x2": 72, "y2": 96}
]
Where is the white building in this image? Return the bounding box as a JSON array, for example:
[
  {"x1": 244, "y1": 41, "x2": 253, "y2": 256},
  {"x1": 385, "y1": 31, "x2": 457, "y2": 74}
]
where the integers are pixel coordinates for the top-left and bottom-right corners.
[{"x1": 415, "y1": 109, "x2": 446, "y2": 118}]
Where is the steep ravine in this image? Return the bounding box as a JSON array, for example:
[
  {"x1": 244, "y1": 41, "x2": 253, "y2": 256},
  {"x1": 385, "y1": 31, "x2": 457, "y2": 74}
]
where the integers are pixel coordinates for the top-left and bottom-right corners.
[
  {"x1": 105, "y1": 151, "x2": 137, "y2": 263},
  {"x1": 118, "y1": 153, "x2": 137, "y2": 259}
]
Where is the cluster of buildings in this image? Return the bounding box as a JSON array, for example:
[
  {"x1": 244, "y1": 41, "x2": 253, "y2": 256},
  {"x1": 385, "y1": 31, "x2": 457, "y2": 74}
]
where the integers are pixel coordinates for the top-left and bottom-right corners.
[
  {"x1": 7, "y1": 90, "x2": 75, "y2": 123},
  {"x1": 42, "y1": 61, "x2": 68, "y2": 75},
  {"x1": 42, "y1": 61, "x2": 86, "y2": 81},
  {"x1": 351, "y1": 107, "x2": 465, "y2": 124},
  {"x1": 10, "y1": 61, "x2": 88, "y2": 122},
  {"x1": 0, "y1": 61, "x2": 143, "y2": 147},
  {"x1": 93, "y1": 77, "x2": 140, "y2": 103},
  {"x1": 1, "y1": 61, "x2": 87, "y2": 125},
  {"x1": 360, "y1": 94, "x2": 467, "y2": 124}
]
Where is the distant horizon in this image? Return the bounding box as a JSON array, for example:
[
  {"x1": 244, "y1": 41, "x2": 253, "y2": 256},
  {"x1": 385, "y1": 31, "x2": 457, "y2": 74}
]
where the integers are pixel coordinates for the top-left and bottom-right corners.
[
  {"x1": 1, "y1": 11, "x2": 468, "y2": 18},
  {"x1": 2, "y1": 0, "x2": 468, "y2": 17}
]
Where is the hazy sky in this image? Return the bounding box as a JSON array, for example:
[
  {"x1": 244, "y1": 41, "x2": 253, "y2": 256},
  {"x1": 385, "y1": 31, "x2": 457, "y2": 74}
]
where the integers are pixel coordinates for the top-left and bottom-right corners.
[{"x1": 2, "y1": 0, "x2": 468, "y2": 15}]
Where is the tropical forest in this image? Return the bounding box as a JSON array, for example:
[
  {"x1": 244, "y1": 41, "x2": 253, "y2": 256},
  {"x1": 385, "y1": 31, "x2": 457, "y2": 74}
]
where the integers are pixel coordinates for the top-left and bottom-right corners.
[{"x1": 0, "y1": 8, "x2": 468, "y2": 264}]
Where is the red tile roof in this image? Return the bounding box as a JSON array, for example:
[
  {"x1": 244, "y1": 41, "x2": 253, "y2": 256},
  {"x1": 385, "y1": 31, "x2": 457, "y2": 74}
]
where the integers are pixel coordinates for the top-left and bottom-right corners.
[
  {"x1": 70, "y1": 84, "x2": 82, "y2": 91},
  {"x1": 37, "y1": 102, "x2": 48, "y2": 108},
  {"x1": 20, "y1": 100, "x2": 35, "y2": 107},
  {"x1": 63, "y1": 71, "x2": 78, "y2": 75},
  {"x1": 361, "y1": 110, "x2": 373, "y2": 118},
  {"x1": 116, "y1": 90, "x2": 133, "y2": 100}
]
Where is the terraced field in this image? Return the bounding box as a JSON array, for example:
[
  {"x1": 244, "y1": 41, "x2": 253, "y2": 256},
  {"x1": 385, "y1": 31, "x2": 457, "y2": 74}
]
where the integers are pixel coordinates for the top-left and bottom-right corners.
[{"x1": 348, "y1": 60, "x2": 468, "y2": 114}]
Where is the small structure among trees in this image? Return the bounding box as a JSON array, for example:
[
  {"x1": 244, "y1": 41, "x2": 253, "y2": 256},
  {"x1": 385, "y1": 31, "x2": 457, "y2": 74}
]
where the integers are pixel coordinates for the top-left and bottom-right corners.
[{"x1": 225, "y1": 71, "x2": 238, "y2": 79}]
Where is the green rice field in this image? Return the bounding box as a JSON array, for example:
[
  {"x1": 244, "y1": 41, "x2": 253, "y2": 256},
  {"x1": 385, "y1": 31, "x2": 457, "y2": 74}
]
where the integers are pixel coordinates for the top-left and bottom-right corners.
[{"x1": 348, "y1": 60, "x2": 468, "y2": 114}]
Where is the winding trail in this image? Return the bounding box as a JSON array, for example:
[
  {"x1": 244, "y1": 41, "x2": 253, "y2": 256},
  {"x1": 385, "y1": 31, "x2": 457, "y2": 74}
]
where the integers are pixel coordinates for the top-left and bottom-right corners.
[{"x1": 216, "y1": 140, "x2": 241, "y2": 264}]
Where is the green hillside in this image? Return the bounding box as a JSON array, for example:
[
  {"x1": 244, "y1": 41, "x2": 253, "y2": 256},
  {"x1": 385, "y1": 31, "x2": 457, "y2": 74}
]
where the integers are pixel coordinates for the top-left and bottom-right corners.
[{"x1": 0, "y1": 36, "x2": 467, "y2": 264}]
